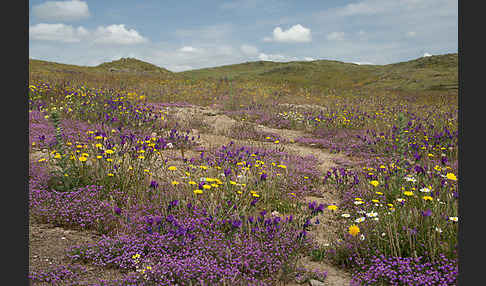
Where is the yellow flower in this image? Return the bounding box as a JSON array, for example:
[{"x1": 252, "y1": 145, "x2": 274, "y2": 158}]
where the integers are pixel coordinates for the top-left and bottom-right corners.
[
  {"x1": 108, "y1": 173, "x2": 114, "y2": 177},
  {"x1": 327, "y1": 205, "x2": 338, "y2": 211},
  {"x1": 277, "y1": 164, "x2": 287, "y2": 169},
  {"x1": 403, "y1": 191, "x2": 414, "y2": 197},
  {"x1": 54, "y1": 153, "x2": 61, "y2": 159},
  {"x1": 446, "y1": 173, "x2": 457, "y2": 181},
  {"x1": 369, "y1": 180, "x2": 379, "y2": 187},
  {"x1": 375, "y1": 192, "x2": 383, "y2": 195},
  {"x1": 188, "y1": 181, "x2": 197, "y2": 185},
  {"x1": 79, "y1": 156, "x2": 87, "y2": 162},
  {"x1": 38, "y1": 158, "x2": 46, "y2": 162},
  {"x1": 422, "y1": 196, "x2": 433, "y2": 201},
  {"x1": 132, "y1": 253, "x2": 141, "y2": 260},
  {"x1": 193, "y1": 189, "x2": 203, "y2": 195},
  {"x1": 171, "y1": 181, "x2": 180, "y2": 186},
  {"x1": 138, "y1": 155, "x2": 145, "y2": 159},
  {"x1": 202, "y1": 184, "x2": 211, "y2": 190},
  {"x1": 274, "y1": 140, "x2": 280, "y2": 144},
  {"x1": 105, "y1": 149, "x2": 114, "y2": 154},
  {"x1": 168, "y1": 166, "x2": 177, "y2": 171},
  {"x1": 252, "y1": 193, "x2": 260, "y2": 198},
  {"x1": 348, "y1": 224, "x2": 360, "y2": 236}
]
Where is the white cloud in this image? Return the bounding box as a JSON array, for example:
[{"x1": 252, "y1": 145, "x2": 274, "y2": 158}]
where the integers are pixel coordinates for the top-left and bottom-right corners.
[
  {"x1": 327, "y1": 32, "x2": 345, "y2": 41},
  {"x1": 337, "y1": 1, "x2": 387, "y2": 16},
  {"x1": 304, "y1": 57, "x2": 315, "y2": 61},
  {"x1": 423, "y1": 52, "x2": 432, "y2": 57},
  {"x1": 406, "y1": 31, "x2": 416, "y2": 37},
  {"x1": 169, "y1": 65, "x2": 195, "y2": 72},
  {"x1": 240, "y1": 44, "x2": 259, "y2": 56},
  {"x1": 257, "y1": 52, "x2": 299, "y2": 62},
  {"x1": 179, "y1": 46, "x2": 198, "y2": 52},
  {"x1": 29, "y1": 23, "x2": 88, "y2": 43},
  {"x1": 93, "y1": 24, "x2": 148, "y2": 45},
  {"x1": 29, "y1": 23, "x2": 147, "y2": 46},
  {"x1": 352, "y1": 61, "x2": 374, "y2": 65},
  {"x1": 32, "y1": 0, "x2": 90, "y2": 22},
  {"x1": 265, "y1": 24, "x2": 311, "y2": 43}
]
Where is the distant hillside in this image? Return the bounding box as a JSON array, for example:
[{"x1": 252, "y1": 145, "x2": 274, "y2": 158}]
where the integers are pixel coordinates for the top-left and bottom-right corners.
[
  {"x1": 29, "y1": 53, "x2": 458, "y2": 95},
  {"x1": 29, "y1": 57, "x2": 174, "y2": 78},
  {"x1": 95, "y1": 57, "x2": 172, "y2": 74},
  {"x1": 179, "y1": 53, "x2": 458, "y2": 93}
]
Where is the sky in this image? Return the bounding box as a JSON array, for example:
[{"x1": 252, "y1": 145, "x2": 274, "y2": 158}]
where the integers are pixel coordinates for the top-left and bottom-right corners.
[{"x1": 28, "y1": 0, "x2": 458, "y2": 72}]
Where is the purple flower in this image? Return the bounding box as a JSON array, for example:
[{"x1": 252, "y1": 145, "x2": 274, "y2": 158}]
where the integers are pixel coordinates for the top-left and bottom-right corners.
[
  {"x1": 421, "y1": 209, "x2": 432, "y2": 217},
  {"x1": 224, "y1": 168, "x2": 232, "y2": 177},
  {"x1": 232, "y1": 219, "x2": 242, "y2": 228},
  {"x1": 260, "y1": 173, "x2": 268, "y2": 181},
  {"x1": 303, "y1": 219, "x2": 311, "y2": 229},
  {"x1": 114, "y1": 206, "x2": 121, "y2": 215},
  {"x1": 149, "y1": 180, "x2": 159, "y2": 189},
  {"x1": 308, "y1": 201, "x2": 317, "y2": 211},
  {"x1": 146, "y1": 216, "x2": 153, "y2": 225}
]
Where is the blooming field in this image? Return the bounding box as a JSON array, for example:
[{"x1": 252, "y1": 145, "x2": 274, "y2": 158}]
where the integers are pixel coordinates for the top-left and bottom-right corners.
[{"x1": 28, "y1": 76, "x2": 458, "y2": 285}]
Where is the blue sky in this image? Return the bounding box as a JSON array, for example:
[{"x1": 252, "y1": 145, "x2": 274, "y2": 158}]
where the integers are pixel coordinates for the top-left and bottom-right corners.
[{"x1": 29, "y1": 0, "x2": 458, "y2": 72}]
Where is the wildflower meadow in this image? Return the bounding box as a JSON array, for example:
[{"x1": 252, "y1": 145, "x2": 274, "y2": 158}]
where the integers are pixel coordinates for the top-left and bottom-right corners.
[{"x1": 28, "y1": 55, "x2": 458, "y2": 285}]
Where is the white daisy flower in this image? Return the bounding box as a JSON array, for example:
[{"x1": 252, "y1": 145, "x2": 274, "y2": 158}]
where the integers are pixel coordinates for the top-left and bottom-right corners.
[
  {"x1": 405, "y1": 176, "x2": 417, "y2": 183},
  {"x1": 366, "y1": 212, "x2": 378, "y2": 218}
]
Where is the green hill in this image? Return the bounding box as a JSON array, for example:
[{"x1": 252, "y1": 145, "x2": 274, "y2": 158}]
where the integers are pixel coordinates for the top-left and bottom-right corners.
[
  {"x1": 95, "y1": 57, "x2": 172, "y2": 74},
  {"x1": 179, "y1": 53, "x2": 458, "y2": 93},
  {"x1": 29, "y1": 53, "x2": 458, "y2": 95}
]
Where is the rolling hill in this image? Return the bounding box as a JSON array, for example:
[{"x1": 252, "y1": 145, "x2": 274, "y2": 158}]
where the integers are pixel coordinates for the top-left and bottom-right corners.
[
  {"x1": 29, "y1": 53, "x2": 458, "y2": 95},
  {"x1": 178, "y1": 53, "x2": 458, "y2": 93}
]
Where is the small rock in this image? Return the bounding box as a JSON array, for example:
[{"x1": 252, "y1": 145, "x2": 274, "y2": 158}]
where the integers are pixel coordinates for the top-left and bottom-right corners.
[{"x1": 309, "y1": 279, "x2": 326, "y2": 286}]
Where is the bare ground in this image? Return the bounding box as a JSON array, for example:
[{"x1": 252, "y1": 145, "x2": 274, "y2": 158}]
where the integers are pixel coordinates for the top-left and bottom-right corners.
[{"x1": 29, "y1": 104, "x2": 354, "y2": 285}]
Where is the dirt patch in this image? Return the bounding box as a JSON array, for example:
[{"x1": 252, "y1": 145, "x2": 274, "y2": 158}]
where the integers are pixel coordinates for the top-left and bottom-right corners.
[
  {"x1": 170, "y1": 106, "x2": 237, "y2": 135},
  {"x1": 29, "y1": 223, "x2": 131, "y2": 285}
]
